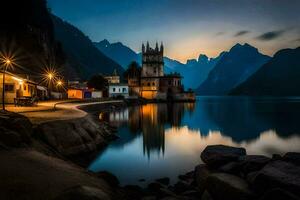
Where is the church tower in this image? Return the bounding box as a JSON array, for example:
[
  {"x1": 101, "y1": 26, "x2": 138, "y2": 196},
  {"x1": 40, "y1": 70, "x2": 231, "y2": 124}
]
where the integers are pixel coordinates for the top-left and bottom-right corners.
[{"x1": 141, "y1": 42, "x2": 164, "y2": 77}]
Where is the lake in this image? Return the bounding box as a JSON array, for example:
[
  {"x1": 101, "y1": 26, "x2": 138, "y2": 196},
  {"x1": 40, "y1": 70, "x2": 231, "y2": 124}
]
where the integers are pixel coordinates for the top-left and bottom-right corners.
[{"x1": 88, "y1": 96, "x2": 300, "y2": 186}]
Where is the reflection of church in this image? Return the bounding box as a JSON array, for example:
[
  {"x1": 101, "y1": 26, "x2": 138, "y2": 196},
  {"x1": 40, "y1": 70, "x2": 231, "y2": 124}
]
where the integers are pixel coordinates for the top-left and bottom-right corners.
[{"x1": 128, "y1": 42, "x2": 195, "y2": 101}]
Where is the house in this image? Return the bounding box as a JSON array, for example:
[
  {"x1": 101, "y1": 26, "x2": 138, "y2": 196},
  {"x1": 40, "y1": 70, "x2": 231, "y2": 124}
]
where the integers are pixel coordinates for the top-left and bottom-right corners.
[
  {"x1": 68, "y1": 88, "x2": 91, "y2": 99},
  {"x1": 0, "y1": 70, "x2": 37, "y2": 103},
  {"x1": 108, "y1": 83, "x2": 129, "y2": 98}
]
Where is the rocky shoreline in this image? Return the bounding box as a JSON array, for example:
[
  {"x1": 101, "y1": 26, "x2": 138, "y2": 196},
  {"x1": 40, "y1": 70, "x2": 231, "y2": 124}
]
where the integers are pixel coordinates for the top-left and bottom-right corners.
[{"x1": 1, "y1": 102, "x2": 300, "y2": 200}]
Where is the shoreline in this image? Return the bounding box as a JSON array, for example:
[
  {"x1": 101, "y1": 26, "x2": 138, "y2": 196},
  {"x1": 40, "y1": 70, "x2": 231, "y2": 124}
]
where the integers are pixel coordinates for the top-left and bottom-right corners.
[{"x1": 1, "y1": 100, "x2": 300, "y2": 199}]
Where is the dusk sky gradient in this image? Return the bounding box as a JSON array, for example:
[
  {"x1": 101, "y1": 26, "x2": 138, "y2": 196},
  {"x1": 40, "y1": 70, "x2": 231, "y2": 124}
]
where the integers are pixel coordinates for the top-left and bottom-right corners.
[{"x1": 48, "y1": 0, "x2": 300, "y2": 63}]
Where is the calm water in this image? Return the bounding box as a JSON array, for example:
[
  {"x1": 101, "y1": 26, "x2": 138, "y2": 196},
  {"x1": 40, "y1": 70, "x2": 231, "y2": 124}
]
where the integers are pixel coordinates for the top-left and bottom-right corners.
[{"x1": 89, "y1": 96, "x2": 300, "y2": 186}]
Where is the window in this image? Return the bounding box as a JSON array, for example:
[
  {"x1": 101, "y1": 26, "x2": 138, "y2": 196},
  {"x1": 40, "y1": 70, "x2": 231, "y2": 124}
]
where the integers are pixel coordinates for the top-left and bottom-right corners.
[
  {"x1": 5, "y1": 84, "x2": 14, "y2": 92},
  {"x1": 23, "y1": 85, "x2": 27, "y2": 91},
  {"x1": 113, "y1": 88, "x2": 116, "y2": 92},
  {"x1": 152, "y1": 82, "x2": 155, "y2": 86},
  {"x1": 147, "y1": 82, "x2": 150, "y2": 86},
  {"x1": 122, "y1": 88, "x2": 127, "y2": 92},
  {"x1": 119, "y1": 88, "x2": 121, "y2": 92},
  {"x1": 154, "y1": 67, "x2": 156, "y2": 74},
  {"x1": 168, "y1": 80, "x2": 172, "y2": 86}
]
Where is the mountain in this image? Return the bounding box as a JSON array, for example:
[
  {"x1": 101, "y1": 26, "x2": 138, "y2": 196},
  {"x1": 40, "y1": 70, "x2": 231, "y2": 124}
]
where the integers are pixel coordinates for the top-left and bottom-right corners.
[
  {"x1": 93, "y1": 39, "x2": 222, "y2": 89},
  {"x1": 0, "y1": 0, "x2": 65, "y2": 78},
  {"x1": 94, "y1": 40, "x2": 139, "y2": 69},
  {"x1": 230, "y1": 47, "x2": 300, "y2": 96},
  {"x1": 196, "y1": 43, "x2": 271, "y2": 95},
  {"x1": 174, "y1": 53, "x2": 224, "y2": 89},
  {"x1": 52, "y1": 16, "x2": 124, "y2": 80}
]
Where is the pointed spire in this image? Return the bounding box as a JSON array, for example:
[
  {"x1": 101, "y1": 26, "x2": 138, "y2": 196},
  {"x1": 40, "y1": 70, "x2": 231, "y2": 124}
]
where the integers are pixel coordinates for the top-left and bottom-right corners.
[
  {"x1": 142, "y1": 43, "x2": 145, "y2": 53},
  {"x1": 146, "y1": 41, "x2": 150, "y2": 52},
  {"x1": 160, "y1": 42, "x2": 164, "y2": 53},
  {"x1": 155, "y1": 41, "x2": 159, "y2": 51}
]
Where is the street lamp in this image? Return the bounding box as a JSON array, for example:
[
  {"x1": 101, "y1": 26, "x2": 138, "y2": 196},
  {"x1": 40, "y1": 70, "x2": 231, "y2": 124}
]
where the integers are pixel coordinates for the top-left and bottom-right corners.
[{"x1": 1, "y1": 58, "x2": 13, "y2": 110}]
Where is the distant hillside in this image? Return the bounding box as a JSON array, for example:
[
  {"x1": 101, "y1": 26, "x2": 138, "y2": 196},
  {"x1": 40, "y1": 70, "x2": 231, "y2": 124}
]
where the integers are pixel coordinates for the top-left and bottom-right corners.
[
  {"x1": 94, "y1": 40, "x2": 139, "y2": 69},
  {"x1": 196, "y1": 43, "x2": 271, "y2": 95},
  {"x1": 174, "y1": 53, "x2": 224, "y2": 89},
  {"x1": 94, "y1": 39, "x2": 223, "y2": 89},
  {"x1": 230, "y1": 47, "x2": 300, "y2": 96},
  {"x1": 52, "y1": 16, "x2": 123, "y2": 80}
]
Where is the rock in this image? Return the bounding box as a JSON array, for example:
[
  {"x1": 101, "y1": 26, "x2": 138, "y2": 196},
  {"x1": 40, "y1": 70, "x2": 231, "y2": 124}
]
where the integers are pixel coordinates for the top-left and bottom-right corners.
[
  {"x1": 194, "y1": 164, "x2": 212, "y2": 194},
  {"x1": 173, "y1": 181, "x2": 192, "y2": 194},
  {"x1": 122, "y1": 185, "x2": 145, "y2": 200},
  {"x1": 239, "y1": 155, "x2": 271, "y2": 175},
  {"x1": 201, "y1": 190, "x2": 214, "y2": 200},
  {"x1": 96, "y1": 171, "x2": 119, "y2": 187},
  {"x1": 201, "y1": 145, "x2": 246, "y2": 168},
  {"x1": 205, "y1": 173, "x2": 255, "y2": 200},
  {"x1": 219, "y1": 162, "x2": 241, "y2": 175},
  {"x1": 141, "y1": 196, "x2": 156, "y2": 200},
  {"x1": 181, "y1": 190, "x2": 202, "y2": 199},
  {"x1": 0, "y1": 111, "x2": 32, "y2": 147},
  {"x1": 53, "y1": 185, "x2": 111, "y2": 200},
  {"x1": 35, "y1": 115, "x2": 111, "y2": 156},
  {"x1": 259, "y1": 188, "x2": 300, "y2": 200},
  {"x1": 148, "y1": 182, "x2": 164, "y2": 193},
  {"x1": 249, "y1": 160, "x2": 300, "y2": 196},
  {"x1": 272, "y1": 154, "x2": 282, "y2": 161},
  {"x1": 283, "y1": 152, "x2": 300, "y2": 166},
  {"x1": 156, "y1": 177, "x2": 170, "y2": 185}
]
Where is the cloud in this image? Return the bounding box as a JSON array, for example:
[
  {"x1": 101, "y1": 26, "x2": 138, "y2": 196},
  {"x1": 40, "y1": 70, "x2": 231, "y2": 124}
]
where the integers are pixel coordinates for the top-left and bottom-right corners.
[
  {"x1": 256, "y1": 30, "x2": 285, "y2": 41},
  {"x1": 234, "y1": 30, "x2": 250, "y2": 37},
  {"x1": 215, "y1": 32, "x2": 225, "y2": 36}
]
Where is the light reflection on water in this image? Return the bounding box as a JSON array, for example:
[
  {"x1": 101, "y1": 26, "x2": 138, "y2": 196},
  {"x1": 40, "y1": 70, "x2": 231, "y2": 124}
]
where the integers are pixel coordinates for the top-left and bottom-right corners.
[{"x1": 89, "y1": 97, "x2": 300, "y2": 186}]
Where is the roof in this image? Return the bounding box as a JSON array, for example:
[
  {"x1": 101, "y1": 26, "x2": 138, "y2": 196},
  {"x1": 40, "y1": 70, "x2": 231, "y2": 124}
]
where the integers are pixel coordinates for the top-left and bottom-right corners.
[
  {"x1": 0, "y1": 70, "x2": 38, "y2": 85},
  {"x1": 108, "y1": 83, "x2": 128, "y2": 86}
]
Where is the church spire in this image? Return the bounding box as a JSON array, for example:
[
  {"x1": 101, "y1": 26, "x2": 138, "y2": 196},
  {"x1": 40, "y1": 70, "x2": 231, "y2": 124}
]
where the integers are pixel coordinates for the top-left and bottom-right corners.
[
  {"x1": 160, "y1": 42, "x2": 164, "y2": 53},
  {"x1": 146, "y1": 41, "x2": 150, "y2": 52},
  {"x1": 142, "y1": 43, "x2": 145, "y2": 53},
  {"x1": 155, "y1": 41, "x2": 159, "y2": 51}
]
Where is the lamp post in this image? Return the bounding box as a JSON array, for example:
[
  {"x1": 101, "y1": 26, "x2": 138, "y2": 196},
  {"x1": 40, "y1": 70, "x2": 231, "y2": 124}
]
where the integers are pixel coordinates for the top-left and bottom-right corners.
[{"x1": 2, "y1": 59, "x2": 12, "y2": 110}]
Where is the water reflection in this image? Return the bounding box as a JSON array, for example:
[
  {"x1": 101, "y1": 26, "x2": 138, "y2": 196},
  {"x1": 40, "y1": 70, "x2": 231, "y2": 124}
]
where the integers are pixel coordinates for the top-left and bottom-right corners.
[{"x1": 89, "y1": 97, "x2": 300, "y2": 186}]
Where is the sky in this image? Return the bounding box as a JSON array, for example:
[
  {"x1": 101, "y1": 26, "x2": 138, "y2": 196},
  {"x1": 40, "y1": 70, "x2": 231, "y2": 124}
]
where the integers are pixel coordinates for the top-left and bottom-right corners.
[{"x1": 48, "y1": 0, "x2": 300, "y2": 63}]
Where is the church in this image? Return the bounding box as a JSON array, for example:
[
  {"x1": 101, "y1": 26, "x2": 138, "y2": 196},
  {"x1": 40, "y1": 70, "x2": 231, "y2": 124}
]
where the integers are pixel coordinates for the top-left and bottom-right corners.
[{"x1": 128, "y1": 42, "x2": 195, "y2": 101}]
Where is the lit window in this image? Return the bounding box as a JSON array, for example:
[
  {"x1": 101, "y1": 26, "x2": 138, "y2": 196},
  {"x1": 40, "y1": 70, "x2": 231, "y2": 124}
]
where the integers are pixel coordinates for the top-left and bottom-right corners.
[{"x1": 5, "y1": 84, "x2": 14, "y2": 92}]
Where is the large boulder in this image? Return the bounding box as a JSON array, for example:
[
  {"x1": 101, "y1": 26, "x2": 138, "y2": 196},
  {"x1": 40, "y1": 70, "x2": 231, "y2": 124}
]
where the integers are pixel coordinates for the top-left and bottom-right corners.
[
  {"x1": 239, "y1": 155, "x2": 271, "y2": 175},
  {"x1": 259, "y1": 188, "x2": 300, "y2": 200},
  {"x1": 0, "y1": 111, "x2": 32, "y2": 148},
  {"x1": 249, "y1": 160, "x2": 300, "y2": 196},
  {"x1": 194, "y1": 164, "x2": 212, "y2": 194},
  {"x1": 283, "y1": 152, "x2": 300, "y2": 166},
  {"x1": 35, "y1": 115, "x2": 112, "y2": 156},
  {"x1": 205, "y1": 173, "x2": 255, "y2": 200},
  {"x1": 201, "y1": 145, "x2": 246, "y2": 168},
  {"x1": 53, "y1": 185, "x2": 111, "y2": 200}
]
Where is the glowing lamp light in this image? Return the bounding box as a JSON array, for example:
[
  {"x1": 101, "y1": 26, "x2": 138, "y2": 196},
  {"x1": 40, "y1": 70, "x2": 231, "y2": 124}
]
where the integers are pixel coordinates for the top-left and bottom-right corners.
[
  {"x1": 48, "y1": 73, "x2": 53, "y2": 80},
  {"x1": 57, "y1": 80, "x2": 63, "y2": 86}
]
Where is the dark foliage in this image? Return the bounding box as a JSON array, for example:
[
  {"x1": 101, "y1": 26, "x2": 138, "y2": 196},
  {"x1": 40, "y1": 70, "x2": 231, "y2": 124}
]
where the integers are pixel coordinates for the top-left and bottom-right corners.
[
  {"x1": 123, "y1": 61, "x2": 141, "y2": 80},
  {"x1": 87, "y1": 74, "x2": 108, "y2": 90}
]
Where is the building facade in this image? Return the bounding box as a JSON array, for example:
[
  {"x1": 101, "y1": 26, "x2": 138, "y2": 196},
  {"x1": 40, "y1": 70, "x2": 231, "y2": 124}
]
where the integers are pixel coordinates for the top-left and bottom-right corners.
[
  {"x1": 0, "y1": 71, "x2": 37, "y2": 103},
  {"x1": 108, "y1": 83, "x2": 129, "y2": 98},
  {"x1": 127, "y1": 42, "x2": 194, "y2": 101}
]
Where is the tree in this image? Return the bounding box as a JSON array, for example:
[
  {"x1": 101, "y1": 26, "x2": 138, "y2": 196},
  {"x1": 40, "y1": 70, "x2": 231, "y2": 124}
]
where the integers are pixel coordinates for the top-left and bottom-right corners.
[
  {"x1": 123, "y1": 61, "x2": 141, "y2": 80},
  {"x1": 87, "y1": 74, "x2": 108, "y2": 90}
]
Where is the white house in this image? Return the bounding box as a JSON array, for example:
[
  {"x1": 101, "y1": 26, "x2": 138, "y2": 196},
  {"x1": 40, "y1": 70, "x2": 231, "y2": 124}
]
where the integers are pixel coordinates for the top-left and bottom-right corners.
[{"x1": 108, "y1": 83, "x2": 129, "y2": 98}]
